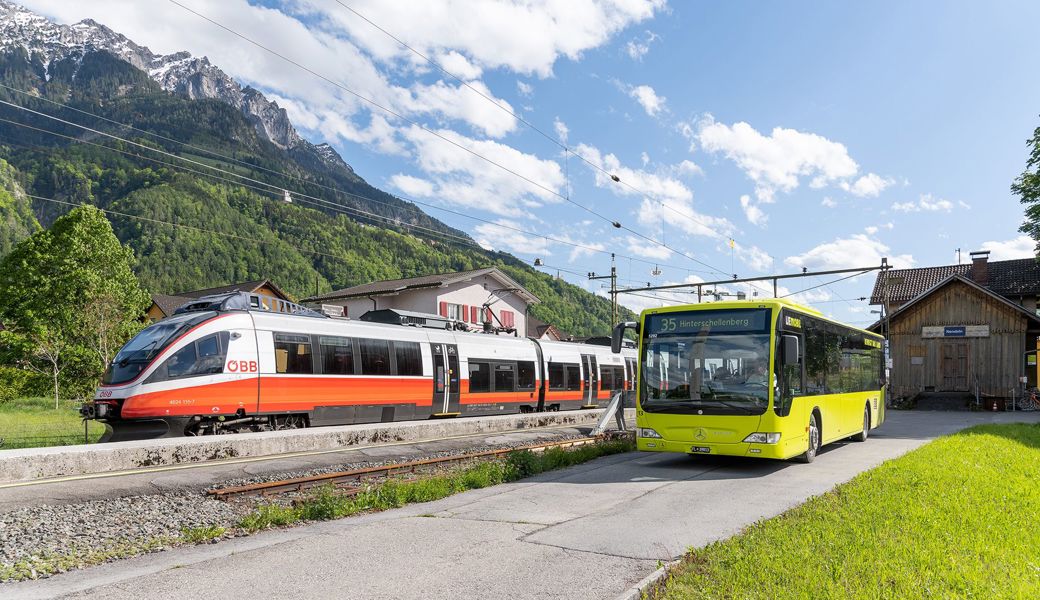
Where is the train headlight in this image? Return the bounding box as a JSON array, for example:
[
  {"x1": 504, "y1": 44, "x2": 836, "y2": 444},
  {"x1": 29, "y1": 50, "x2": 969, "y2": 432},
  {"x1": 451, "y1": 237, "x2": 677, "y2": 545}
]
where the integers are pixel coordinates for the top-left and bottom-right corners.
[
  {"x1": 638, "y1": 428, "x2": 662, "y2": 439},
  {"x1": 743, "y1": 432, "x2": 781, "y2": 444}
]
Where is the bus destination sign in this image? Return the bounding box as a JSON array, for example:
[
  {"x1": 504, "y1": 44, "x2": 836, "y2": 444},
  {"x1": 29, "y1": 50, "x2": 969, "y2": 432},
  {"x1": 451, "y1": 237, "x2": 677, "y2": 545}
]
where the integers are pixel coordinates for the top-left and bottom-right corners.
[{"x1": 646, "y1": 309, "x2": 769, "y2": 336}]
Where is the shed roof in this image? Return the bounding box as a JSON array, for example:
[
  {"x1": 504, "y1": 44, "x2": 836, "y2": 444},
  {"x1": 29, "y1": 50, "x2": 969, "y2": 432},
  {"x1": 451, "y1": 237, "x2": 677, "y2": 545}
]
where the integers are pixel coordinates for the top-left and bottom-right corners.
[
  {"x1": 868, "y1": 274, "x2": 1040, "y2": 332},
  {"x1": 302, "y1": 267, "x2": 540, "y2": 305},
  {"x1": 870, "y1": 257, "x2": 1040, "y2": 304}
]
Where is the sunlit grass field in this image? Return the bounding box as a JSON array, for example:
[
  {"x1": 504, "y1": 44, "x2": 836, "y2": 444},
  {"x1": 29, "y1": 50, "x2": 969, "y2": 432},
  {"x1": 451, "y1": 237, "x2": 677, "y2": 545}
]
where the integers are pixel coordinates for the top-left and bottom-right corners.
[
  {"x1": 0, "y1": 397, "x2": 105, "y2": 449},
  {"x1": 656, "y1": 423, "x2": 1040, "y2": 599}
]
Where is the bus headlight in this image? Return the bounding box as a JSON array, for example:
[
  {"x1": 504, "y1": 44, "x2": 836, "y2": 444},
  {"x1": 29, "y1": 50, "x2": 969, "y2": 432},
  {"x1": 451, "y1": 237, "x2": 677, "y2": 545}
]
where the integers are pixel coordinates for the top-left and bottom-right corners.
[
  {"x1": 743, "y1": 432, "x2": 781, "y2": 444},
  {"x1": 638, "y1": 428, "x2": 662, "y2": 439}
]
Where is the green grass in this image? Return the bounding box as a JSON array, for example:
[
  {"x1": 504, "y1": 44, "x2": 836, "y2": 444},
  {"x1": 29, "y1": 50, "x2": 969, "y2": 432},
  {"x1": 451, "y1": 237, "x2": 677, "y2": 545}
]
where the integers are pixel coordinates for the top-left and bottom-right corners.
[
  {"x1": 180, "y1": 525, "x2": 227, "y2": 544},
  {"x1": 0, "y1": 397, "x2": 106, "y2": 450},
  {"x1": 240, "y1": 438, "x2": 634, "y2": 532},
  {"x1": 653, "y1": 423, "x2": 1040, "y2": 600}
]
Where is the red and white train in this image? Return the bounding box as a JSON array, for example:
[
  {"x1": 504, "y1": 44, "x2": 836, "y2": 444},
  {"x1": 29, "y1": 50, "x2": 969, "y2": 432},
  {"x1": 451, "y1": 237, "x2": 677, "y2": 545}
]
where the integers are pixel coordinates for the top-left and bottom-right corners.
[{"x1": 84, "y1": 292, "x2": 637, "y2": 441}]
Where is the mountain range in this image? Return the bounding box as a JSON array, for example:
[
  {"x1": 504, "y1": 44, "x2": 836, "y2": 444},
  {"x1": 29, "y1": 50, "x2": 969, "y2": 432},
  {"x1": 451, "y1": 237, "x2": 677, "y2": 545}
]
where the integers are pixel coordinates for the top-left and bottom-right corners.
[{"x1": 0, "y1": 1, "x2": 626, "y2": 337}]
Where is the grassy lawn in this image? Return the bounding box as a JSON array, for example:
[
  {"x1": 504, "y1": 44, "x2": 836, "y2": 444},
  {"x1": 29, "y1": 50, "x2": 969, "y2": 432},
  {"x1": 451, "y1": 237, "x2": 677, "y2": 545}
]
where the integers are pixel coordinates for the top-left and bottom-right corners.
[
  {"x1": 655, "y1": 423, "x2": 1040, "y2": 599},
  {"x1": 0, "y1": 397, "x2": 105, "y2": 450}
]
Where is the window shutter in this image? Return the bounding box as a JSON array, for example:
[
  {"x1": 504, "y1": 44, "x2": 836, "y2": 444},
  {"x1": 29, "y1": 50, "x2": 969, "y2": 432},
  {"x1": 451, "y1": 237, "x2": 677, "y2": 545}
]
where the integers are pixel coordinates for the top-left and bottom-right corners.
[
  {"x1": 463, "y1": 305, "x2": 472, "y2": 322},
  {"x1": 484, "y1": 307, "x2": 492, "y2": 322},
  {"x1": 439, "y1": 301, "x2": 448, "y2": 317},
  {"x1": 471, "y1": 306, "x2": 479, "y2": 323},
  {"x1": 502, "y1": 310, "x2": 514, "y2": 328}
]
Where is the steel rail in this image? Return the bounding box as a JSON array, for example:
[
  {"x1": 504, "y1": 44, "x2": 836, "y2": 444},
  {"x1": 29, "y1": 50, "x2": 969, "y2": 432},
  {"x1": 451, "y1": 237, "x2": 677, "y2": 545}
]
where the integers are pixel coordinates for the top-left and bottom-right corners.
[{"x1": 208, "y1": 435, "x2": 607, "y2": 499}]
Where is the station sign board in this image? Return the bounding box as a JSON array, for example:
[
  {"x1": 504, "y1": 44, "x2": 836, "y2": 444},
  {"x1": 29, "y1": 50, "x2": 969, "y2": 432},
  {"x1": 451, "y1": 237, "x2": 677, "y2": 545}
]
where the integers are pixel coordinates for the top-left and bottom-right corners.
[{"x1": 921, "y1": 325, "x2": 989, "y2": 338}]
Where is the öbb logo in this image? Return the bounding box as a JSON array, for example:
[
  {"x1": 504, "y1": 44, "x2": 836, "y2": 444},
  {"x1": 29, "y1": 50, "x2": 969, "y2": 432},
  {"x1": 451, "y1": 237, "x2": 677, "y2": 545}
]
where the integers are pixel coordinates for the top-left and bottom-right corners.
[{"x1": 226, "y1": 360, "x2": 258, "y2": 373}]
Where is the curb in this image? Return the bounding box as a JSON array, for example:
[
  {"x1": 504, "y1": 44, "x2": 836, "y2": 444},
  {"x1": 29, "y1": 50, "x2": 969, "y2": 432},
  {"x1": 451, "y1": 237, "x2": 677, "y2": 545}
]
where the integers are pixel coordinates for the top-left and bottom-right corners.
[{"x1": 613, "y1": 560, "x2": 679, "y2": 600}]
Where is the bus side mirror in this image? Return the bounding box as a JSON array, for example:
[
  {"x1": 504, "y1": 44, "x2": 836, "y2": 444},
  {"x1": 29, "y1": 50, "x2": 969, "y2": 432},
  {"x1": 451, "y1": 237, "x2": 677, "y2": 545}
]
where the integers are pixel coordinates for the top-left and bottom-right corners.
[
  {"x1": 611, "y1": 321, "x2": 639, "y2": 353},
  {"x1": 781, "y1": 335, "x2": 800, "y2": 366}
]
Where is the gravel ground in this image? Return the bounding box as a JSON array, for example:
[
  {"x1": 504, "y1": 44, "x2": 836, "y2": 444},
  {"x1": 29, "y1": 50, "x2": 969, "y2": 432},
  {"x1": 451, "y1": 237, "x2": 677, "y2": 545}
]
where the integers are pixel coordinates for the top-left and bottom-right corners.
[
  {"x1": 212, "y1": 430, "x2": 590, "y2": 490},
  {"x1": 0, "y1": 429, "x2": 595, "y2": 582}
]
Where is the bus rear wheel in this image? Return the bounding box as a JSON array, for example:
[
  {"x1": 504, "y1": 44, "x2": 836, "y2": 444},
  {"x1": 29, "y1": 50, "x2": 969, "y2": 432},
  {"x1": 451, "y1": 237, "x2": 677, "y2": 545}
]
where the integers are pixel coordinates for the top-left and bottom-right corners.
[
  {"x1": 796, "y1": 413, "x2": 820, "y2": 463},
  {"x1": 852, "y1": 407, "x2": 870, "y2": 442}
]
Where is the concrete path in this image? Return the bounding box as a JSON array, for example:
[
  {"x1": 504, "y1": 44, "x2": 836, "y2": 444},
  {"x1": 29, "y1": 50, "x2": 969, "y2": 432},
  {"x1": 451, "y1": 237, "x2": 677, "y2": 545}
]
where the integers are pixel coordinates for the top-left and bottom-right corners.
[{"x1": 7, "y1": 410, "x2": 1039, "y2": 600}]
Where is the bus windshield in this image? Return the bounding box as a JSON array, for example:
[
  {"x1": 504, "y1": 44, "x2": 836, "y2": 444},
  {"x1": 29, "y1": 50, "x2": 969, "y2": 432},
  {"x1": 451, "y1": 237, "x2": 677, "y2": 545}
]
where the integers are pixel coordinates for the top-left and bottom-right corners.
[{"x1": 641, "y1": 309, "x2": 771, "y2": 416}]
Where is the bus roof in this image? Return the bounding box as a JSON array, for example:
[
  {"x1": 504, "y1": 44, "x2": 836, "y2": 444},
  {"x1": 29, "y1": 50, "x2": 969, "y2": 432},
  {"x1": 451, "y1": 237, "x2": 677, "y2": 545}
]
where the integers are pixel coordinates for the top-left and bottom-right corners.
[{"x1": 639, "y1": 298, "x2": 882, "y2": 339}]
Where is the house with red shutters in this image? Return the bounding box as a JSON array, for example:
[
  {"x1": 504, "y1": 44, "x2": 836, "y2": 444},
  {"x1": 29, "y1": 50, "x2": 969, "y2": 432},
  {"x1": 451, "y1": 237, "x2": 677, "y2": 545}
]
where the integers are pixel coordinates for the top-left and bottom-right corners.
[{"x1": 301, "y1": 267, "x2": 541, "y2": 336}]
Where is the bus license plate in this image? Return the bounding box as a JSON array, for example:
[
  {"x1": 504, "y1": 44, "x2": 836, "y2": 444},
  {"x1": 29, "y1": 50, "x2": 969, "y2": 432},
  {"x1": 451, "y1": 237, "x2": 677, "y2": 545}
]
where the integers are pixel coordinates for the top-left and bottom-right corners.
[{"x1": 690, "y1": 446, "x2": 711, "y2": 453}]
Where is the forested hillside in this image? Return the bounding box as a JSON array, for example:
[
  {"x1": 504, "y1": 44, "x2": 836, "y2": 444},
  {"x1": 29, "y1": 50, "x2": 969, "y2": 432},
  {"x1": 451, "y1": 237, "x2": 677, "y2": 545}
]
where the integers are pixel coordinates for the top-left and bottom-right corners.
[{"x1": 0, "y1": 47, "x2": 629, "y2": 338}]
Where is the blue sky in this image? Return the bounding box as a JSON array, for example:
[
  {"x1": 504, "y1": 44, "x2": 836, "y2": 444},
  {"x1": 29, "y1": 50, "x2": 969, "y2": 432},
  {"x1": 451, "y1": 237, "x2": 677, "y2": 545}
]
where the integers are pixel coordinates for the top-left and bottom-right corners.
[{"x1": 23, "y1": 0, "x2": 1040, "y2": 325}]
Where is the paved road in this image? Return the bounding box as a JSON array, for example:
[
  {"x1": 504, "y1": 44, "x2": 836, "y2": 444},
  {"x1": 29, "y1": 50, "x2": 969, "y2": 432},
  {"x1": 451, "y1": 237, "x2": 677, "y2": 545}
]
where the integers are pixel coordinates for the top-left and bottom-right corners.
[{"x1": 8, "y1": 410, "x2": 1039, "y2": 600}]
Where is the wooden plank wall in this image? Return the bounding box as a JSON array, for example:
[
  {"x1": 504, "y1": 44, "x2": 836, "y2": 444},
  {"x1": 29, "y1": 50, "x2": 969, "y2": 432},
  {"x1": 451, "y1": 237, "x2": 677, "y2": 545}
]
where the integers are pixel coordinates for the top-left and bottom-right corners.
[{"x1": 888, "y1": 281, "x2": 1027, "y2": 398}]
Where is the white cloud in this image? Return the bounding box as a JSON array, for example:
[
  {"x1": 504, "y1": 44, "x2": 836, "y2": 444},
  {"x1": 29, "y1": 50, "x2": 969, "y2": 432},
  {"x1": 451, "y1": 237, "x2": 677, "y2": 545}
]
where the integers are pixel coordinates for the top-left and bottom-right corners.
[
  {"x1": 628, "y1": 84, "x2": 666, "y2": 117},
  {"x1": 516, "y1": 80, "x2": 533, "y2": 97},
  {"x1": 401, "y1": 125, "x2": 565, "y2": 216},
  {"x1": 553, "y1": 117, "x2": 569, "y2": 143},
  {"x1": 473, "y1": 219, "x2": 551, "y2": 255},
  {"x1": 864, "y1": 226, "x2": 878, "y2": 235},
  {"x1": 979, "y1": 235, "x2": 1036, "y2": 261},
  {"x1": 841, "y1": 173, "x2": 894, "y2": 198},
  {"x1": 575, "y1": 142, "x2": 734, "y2": 238},
  {"x1": 696, "y1": 116, "x2": 859, "y2": 202},
  {"x1": 388, "y1": 173, "x2": 435, "y2": 197},
  {"x1": 735, "y1": 244, "x2": 773, "y2": 272},
  {"x1": 641, "y1": 151, "x2": 651, "y2": 166},
  {"x1": 785, "y1": 234, "x2": 915, "y2": 271},
  {"x1": 891, "y1": 193, "x2": 955, "y2": 213},
  {"x1": 740, "y1": 194, "x2": 767, "y2": 226},
  {"x1": 675, "y1": 159, "x2": 703, "y2": 177},
  {"x1": 624, "y1": 30, "x2": 658, "y2": 61},
  {"x1": 821, "y1": 197, "x2": 837, "y2": 208},
  {"x1": 625, "y1": 236, "x2": 673, "y2": 259}
]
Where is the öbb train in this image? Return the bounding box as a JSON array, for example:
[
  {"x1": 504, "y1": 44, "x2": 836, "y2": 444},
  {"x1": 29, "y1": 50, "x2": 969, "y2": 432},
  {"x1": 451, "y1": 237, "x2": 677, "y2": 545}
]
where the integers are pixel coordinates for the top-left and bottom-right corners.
[{"x1": 83, "y1": 292, "x2": 638, "y2": 441}]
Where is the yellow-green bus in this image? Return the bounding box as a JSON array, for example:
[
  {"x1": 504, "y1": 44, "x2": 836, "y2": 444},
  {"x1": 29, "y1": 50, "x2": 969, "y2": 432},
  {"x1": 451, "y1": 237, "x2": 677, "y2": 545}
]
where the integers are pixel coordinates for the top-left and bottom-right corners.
[{"x1": 611, "y1": 299, "x2": 885, "y2": 462}]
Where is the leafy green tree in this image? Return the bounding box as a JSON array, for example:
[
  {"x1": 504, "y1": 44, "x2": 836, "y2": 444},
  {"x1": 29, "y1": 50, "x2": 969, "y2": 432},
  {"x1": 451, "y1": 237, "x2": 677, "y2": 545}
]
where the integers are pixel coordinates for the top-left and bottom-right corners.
[
  {"x1": 1014, "y1": 122, "x2": 1040, "y2": 253},
  {"x1": 0, "y1": 205, "x2": 150, "y2": 405}
]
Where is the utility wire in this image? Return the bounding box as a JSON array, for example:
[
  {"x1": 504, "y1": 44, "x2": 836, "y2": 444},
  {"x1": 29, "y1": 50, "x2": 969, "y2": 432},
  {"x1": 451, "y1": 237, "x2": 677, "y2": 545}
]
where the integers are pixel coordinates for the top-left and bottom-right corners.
[
  {"x1": 0, "y1": 90, "x2": 710, "y2": 274},
  {"x1": 167, "y1": 0, "x2": 731, "y2": 277},
  {"x1": 331, "y1": 0, "x2": 774, "y2": 260},
  {"x1": 780, "y1": 270, "x2": 872, "y2": 298}
]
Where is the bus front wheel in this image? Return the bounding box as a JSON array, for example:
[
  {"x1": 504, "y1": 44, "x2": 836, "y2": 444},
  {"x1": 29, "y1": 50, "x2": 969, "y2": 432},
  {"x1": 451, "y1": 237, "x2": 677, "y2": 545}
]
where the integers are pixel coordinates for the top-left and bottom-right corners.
[
  {"x1": 796, "y1": 413, "x2": 820, "y2": 463},
  {"x1": 852, "y1": 407, "x2": 870, "y2": 442}
]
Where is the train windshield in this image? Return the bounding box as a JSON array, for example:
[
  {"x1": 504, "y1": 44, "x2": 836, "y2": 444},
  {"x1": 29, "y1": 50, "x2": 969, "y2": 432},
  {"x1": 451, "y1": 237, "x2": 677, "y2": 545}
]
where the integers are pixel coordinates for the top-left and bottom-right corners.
[
  {"x1": 102, "y1": 312, "x2": 215, "y2": 385},
  {"x1": 641, "y1": 309, "x2": 772, "y2": 416}
]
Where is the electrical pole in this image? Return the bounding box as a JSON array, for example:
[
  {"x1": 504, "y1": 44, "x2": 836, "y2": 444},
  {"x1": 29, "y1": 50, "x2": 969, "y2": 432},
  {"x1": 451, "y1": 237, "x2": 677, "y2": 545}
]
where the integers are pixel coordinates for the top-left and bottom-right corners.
[{"x1": 588, "y1": 252, "x2": 619, "y2": 326}]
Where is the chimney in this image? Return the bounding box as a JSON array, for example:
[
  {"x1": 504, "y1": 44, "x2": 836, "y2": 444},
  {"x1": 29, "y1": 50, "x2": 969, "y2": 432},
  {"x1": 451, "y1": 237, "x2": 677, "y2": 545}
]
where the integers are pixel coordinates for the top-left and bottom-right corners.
[{"x1": 969, "y1": 250, "x2": 990, "y2": 286}]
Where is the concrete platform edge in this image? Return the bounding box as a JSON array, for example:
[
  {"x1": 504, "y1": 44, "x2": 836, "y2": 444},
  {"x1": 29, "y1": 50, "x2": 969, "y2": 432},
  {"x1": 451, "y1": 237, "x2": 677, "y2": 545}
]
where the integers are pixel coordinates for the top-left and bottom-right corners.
[{"x1": 0, "y1": 408, "x2": 634, "y2": 483}]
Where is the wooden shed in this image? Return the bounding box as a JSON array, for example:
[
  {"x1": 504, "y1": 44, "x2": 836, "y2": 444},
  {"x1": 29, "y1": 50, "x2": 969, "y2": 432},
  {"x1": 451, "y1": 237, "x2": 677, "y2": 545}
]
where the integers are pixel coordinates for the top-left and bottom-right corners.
[{"x1": 873, "y1": 274, "x2": 1040, "y2": 400}]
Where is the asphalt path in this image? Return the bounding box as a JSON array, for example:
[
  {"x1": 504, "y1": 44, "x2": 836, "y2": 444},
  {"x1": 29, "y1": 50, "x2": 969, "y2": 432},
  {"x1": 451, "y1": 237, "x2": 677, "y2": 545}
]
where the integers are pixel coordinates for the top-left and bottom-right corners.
[{"x1": 7, "y1": 410, "x2": 1039, "y2": 600}]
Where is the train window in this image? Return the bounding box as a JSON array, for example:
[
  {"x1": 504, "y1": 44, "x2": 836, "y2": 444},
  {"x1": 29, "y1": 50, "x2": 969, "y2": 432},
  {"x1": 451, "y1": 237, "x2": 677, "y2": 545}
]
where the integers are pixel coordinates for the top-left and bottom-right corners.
[
  {"x1": 394, "y1": 341, "x2": 423, "y2": 376},
  {"x1": 275, "y1": 333, "x2": 313, "y2": 374},
  {"x1": 320, "y1": 336, "x2": 354, "y2": 375},
  {"x1": 517, "y1": 361, "x2": 536, "y2": 390},
  {"x1": 469, "y1": 362, "x2": 490, "y2": 392},
  {"x1": 359, "y1": 338, "x2": 391, "y2": 375},
  {"x1": 565, "y1": 365, "x2": 582, "y2": 391},
  {"x1": 146, "y1": 332, "x2": 230, "y2": 382},
  {"x1": 600, "y1": 366, "x2": 616, "y2": 391},
  {"x1": 495, "y1": 364, "x2": 515, "y2": 392},
  {"x1": 548, "y1": 362, "x2": 565, "y2": 389}
]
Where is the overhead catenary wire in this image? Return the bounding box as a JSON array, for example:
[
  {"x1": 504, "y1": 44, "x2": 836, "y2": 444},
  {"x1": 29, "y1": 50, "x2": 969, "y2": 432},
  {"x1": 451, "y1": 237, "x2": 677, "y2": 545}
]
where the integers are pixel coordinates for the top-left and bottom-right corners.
[
  {"x1": 0, "y1": 91, "x2": 712, "y2": 276},
  {"x1": 166, "y1": 0, "x2": 732, "y2": 277},
  {"x1": 779, "y1": 270, "x2": 873, "y2": 298}
]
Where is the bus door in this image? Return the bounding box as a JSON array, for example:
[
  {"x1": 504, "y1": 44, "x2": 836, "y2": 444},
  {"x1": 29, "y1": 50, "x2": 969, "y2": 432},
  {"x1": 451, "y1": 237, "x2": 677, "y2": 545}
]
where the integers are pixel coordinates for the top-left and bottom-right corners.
[
  {"x1": 581, "y1": 353, "x2": 599, "y2": 407},
  {"x1": 431, "y1": 343, "x2": 460, "y2": 415}
]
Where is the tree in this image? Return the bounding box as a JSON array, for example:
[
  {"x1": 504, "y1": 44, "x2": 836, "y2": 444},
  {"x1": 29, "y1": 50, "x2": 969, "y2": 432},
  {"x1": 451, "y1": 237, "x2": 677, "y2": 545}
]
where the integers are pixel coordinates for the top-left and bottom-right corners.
[
  {"x1": 0, "y1": 205, "x2": 150, "y2": 405},
  {"x1": 1013, "y1": 122, "x2": 1040, "y2": 253}
]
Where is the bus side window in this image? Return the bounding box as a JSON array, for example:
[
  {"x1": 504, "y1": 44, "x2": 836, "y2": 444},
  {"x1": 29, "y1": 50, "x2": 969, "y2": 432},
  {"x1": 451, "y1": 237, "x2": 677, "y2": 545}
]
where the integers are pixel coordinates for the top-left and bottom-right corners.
[{"x1": 777, "y1": 337, "x2": 803, "y2": 417}]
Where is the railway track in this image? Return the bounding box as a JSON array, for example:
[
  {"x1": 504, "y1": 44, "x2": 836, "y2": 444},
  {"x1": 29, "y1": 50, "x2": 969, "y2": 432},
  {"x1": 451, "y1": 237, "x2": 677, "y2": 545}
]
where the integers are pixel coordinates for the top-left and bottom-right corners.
[{"x1": 208, "y1": 435, "x2": 614, "y2": 499}]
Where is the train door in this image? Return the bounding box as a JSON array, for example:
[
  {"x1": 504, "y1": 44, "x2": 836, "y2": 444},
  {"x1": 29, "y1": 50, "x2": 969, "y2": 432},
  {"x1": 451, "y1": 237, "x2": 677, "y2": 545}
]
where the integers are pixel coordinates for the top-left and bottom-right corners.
[
  {"x1": 431, "y1": 343, "x2": 461, "y2": 416},
  {"x1": 581, "y1": 353, "x2": 599, "y2": 407}
]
